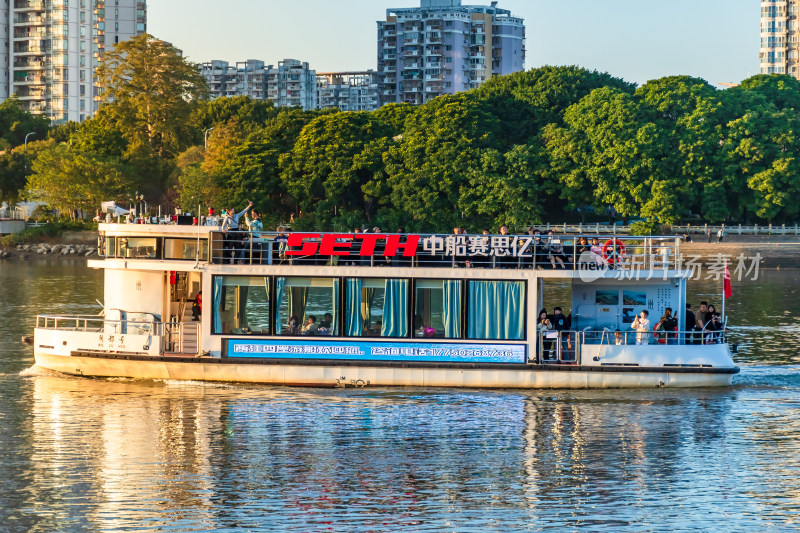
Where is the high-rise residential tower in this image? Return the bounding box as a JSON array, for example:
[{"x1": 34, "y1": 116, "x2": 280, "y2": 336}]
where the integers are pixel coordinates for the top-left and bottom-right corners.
[
  {"x1": 5, "y1": 0, "x2": 146, "y2": 123},
  {"x1": 760, "y1": 0, "x2": 799, "y2": 76},
  {"x1": 199, "y1": 58, "x2": 317, "y2": 111},
  {"x1": 377, "y1": 0, "x2": 525, "y2": 105}
]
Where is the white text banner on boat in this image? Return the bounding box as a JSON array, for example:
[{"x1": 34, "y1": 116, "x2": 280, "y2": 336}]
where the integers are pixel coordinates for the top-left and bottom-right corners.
[{"x1": 224, "y1": 339, "x2": 527, "y2": 364}]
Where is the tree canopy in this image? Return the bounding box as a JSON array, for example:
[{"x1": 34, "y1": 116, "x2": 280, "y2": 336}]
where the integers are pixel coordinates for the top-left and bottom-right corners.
[{"x1": 6, "y1": 60, "x2": 800, "y2": 228}]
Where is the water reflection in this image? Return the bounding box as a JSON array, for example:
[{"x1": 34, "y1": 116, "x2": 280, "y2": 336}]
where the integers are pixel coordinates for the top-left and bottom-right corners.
[
  {"x1": 3, "y1": 375, "x2": 796, "y2": 530},
  {"x1": 2, "y1": 263, "x2": 800, "y2": 530}
]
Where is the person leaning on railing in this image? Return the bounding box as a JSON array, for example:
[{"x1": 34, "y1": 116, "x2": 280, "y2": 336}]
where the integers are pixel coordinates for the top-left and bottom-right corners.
[{"x1": 243, "y1": 209, "x2": 264, "y2": 263}]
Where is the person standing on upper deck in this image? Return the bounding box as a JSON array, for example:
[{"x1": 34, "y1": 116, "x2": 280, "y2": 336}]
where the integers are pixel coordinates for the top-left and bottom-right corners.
[
  {"x1": 243, "y1": 209, "x2": 264, "y2": 263},
  {"x1": 221, "y1": 201, "x2": 253, "y2": 233},
  {"x1": 631, "y1": 310, "x2": 651, "y2": 345}
]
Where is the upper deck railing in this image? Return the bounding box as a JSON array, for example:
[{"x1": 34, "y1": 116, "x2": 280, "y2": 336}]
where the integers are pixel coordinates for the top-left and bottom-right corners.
[{"x1": 205, "y1": 231, "x2": 682, "y2": 271}]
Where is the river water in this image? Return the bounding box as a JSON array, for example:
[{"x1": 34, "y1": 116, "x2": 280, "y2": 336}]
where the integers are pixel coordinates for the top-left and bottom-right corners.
[{"x1": 1, "y1": 261, "x2": 799, "y2": 531}]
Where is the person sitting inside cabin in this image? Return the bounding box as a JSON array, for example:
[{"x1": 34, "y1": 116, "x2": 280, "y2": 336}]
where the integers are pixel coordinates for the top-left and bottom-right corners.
[
  {"x1": 614, "y1": 330, "x2": 624, "y2": 345},
  {"x1": 320, "y1": 313, "x2": 333, "y2": 329},
  {"x1": 317, "y1": 312, "x2": 333, "y2": 335},
  {"x1": 287, "y1": 315, "x2": 300, "y2": 335},
  {"x1": 191, "y1": 291, "x2": 202, "y2": 322},
  {"x1": 631, "y1": 310, "x2": 651, "y2": 345},
  {"x1": 301, "y1": 315, "x2": 318, "y2": 336}
]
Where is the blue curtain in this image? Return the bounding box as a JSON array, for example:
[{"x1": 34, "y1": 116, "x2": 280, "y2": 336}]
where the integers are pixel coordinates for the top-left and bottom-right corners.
[
  {"x1": 443, "y1": 280, "x2": 462, "y2": 338},
  {"x1": 345, "y1": 279, "x2": 363, "y2": 336},
  {"x1": 332, "y1": 279, "x2": 340, "y2": 335},
  {"x1": 381, "y1": 280, "x2": 409, "y2": 337},
  {"x1": 213, "y1": 277, "x2": 223, "y2": 334},
  {"x1": 274, "y1": 277, "x2": 285, "y2": 333},
  {"x1": 467, "y1": 281, "x2": 524, "y2": 340}
]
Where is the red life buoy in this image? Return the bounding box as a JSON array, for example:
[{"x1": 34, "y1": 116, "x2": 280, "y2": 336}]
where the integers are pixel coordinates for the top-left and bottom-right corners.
[
  {"x1": 602, "y1": 238, "x2": 626, "y2": 264},
  {"x1": 653, "y1": 324, "x2": 678, "y2": 344}
]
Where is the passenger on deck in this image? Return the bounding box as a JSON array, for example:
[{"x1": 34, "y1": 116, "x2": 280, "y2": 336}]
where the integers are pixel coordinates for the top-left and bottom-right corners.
[
  {"x1": 545, "y1": 230, "x2": 566, "y2": 269},
  {"x1": 656, "y1": 307, "x2": 678, "y2": 345},
  {"x1": 220, "y1": 201, "x2": 253, "y2": 264},
  {"x1": 242, "y1": 209, "x2": 264, "y2": 263},
  {"x1": 551, "y1": 307, "x2": 571, "y2": 359},
  {"x1": 685, "y1": 303, "x2": 697, "y2": 344},
  {"x1": 631, "y1": 310, "x2": 651, "y2": 345},
  {"x1": 537, "y1": 310, "x2": 554, "y2": 360},
  {"x1": 301, "y1": 316, "x2": 318, "y2": 336},
  {"x1": 696, "y1": 301, "x2": 709, "y2": 331},
  {"x1": 614, "y1": 330, "x2": 624, "y2": 345},
  {"x1": 590, "y1": 237, "x2": 605, "y2": 266}
]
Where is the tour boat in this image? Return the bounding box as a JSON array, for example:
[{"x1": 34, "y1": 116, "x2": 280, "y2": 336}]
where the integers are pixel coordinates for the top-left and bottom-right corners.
[{"x1": 31, "y1": 224, "x2": 739, "y2": 388}]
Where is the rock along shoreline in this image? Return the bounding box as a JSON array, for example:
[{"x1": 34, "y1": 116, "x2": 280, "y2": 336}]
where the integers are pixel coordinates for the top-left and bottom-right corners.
[{"x1": 0, "y1": 242, "x2": 97, "y2": 260}]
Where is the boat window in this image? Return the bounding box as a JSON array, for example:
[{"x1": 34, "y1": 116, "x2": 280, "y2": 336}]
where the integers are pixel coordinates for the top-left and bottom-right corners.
[
  {"x1": 164, "y1": 238, "x2": 208, "y2": 261},
  {"x1": 116, "y1": 237, "x2": 159, "y2": 259},
  {"x1": 467, "y1": 281, "x2": 525, "y2": 340},
  {"x1": 212, "y1": 276, "x2": 271, "y2": 335},
  {"x1": 345, "y1": 278, "x2": 409, "y2": 338},
  {"x1": 414, "y1": 279, "x2": 462, "y2": 338},
  {"x1": 276, "y1": 277, "x2": 340, "y2": 336},
  {"x1": 104, "y1": 236, "x2": 115, "y2": 257}
]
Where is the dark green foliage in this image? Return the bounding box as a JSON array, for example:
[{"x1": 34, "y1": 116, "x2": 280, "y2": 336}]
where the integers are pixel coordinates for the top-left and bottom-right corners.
[{"x1": 4, "y1": 62, "x2": 800, "y2": 228}]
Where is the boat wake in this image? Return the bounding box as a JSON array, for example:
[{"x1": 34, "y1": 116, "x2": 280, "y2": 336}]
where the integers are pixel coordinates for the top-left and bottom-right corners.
[{"x1": 18, "y1": 365, "x2": 63, "y2": 377}]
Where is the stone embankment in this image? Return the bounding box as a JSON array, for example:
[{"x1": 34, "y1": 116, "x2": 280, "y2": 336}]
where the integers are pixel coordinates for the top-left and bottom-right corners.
[
  {"x1": 0, "y1": 242, "x2": 97, "y2": 260},
  {"x1": 680, "y1": 235, "x2": 800, "y2": 268}
]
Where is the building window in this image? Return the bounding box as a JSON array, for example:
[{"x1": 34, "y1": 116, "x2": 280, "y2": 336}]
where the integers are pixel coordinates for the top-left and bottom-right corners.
[
  {"x1": 80, "y1": 70, "x2": 86, "y2": 81},
  {"x1": 80, "y1": 26, "x2": 86, "y2": 37},
  {"x1": 80, "y1": 55, "x2": 86, "y2": 67},
  {"x1": 80, "y1": 99, "x2": 86, "y2": 111},
  {"x1": 115, "y1": 22, "x2": 119, "y2": 31},
  {"x1": 136, "y1": 23, "x2": 145, "y2": 32}
]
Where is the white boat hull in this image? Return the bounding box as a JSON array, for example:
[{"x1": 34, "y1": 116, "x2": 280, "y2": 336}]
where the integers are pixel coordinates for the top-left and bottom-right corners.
[{"x1": 33, "y1": 351, "x2": 736, "y2": 389}]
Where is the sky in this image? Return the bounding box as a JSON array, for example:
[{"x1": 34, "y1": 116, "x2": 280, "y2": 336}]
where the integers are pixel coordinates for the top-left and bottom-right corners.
[{"x1": 147, "y1": 0, "x2": 759, "y2": 86}]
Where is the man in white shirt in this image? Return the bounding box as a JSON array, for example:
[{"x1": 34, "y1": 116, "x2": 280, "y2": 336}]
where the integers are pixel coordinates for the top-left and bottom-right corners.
[{"x1": 631, "y1": 310, "x2": 651, "y2": 345}]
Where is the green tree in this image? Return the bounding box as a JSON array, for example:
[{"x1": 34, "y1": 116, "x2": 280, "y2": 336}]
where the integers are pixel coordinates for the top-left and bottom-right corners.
[
  {"x1": 28, "y1": 144, "x2": 135, "y2": 218},
  {"x1": 0, "y1": 149, "x2": 27, "y2": 205},
  {"x1": 474, "y1": 65, "x2": 636, "y2": 145},
  {"x1": 386, "y1": 93, "x2": 501, "y2": 230},
  {"x1": 281, "y1": 111, "x2": 393, "y2": 228},
  {"x1": 192, "y1": 95, "x2": 276, "y2": 134},
  {"x1": 0, "y1": 96, "x2": 49, "y2": 149},
  {"x1": 95, "y1": 34, "x2": 208, "y2": 158}
]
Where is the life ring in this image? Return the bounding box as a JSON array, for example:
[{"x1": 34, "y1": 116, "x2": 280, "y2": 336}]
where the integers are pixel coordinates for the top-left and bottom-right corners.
[
  {"x1": 602, "y1": 238, "x2": 626, "y2": 264},
  {"x1": 653, "y1": 324, "x2": 677, "y2": 344}
]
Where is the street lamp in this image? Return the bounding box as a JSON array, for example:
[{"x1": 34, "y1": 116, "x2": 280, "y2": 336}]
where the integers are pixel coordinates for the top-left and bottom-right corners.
[
  {"x1": 24, "y1": 132, "x2": 36, "y2": 173},
  {"x1": 204, "y1": 128, "x2": 215, "y2": 151}
]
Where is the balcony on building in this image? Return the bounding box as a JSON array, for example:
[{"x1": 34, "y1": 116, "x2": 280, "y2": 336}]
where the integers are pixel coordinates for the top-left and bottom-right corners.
[
  {"x1": 14, "y1": 0, "x2": 50, "y2": 12},
  {"x1": 13, "y1": 13, "x2": 49, "y2": 25}
]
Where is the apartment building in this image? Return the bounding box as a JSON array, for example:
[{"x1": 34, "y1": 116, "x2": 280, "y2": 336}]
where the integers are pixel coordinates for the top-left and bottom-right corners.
[
  {"x1": 4, "y1": 0, "x2": 146, "y2": 123},
  {"x1": 316, "y1": 70, "x2": 379, "y2": 111},
  {"x1": 760, "y1": 0, "x2": 800, "y2": 77},
  {"x1": 377, "y1": 0, "x2": 525, "y2": 105},
  {"x1": 199, "y1": 58, "x2": 317, "y2": 111}
]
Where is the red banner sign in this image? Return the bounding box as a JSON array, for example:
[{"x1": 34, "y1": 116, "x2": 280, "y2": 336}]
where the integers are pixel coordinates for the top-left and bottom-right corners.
[{"x1": 284, "y1": 233, "x2": 421, "y2": 257}]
